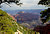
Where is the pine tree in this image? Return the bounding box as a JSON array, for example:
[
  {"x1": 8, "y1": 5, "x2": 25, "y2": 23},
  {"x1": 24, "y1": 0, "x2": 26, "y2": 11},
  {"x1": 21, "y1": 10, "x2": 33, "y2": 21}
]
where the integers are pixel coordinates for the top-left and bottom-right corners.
[{"x1": 38, "y1": 0, "x2": 50, "y2": 24}]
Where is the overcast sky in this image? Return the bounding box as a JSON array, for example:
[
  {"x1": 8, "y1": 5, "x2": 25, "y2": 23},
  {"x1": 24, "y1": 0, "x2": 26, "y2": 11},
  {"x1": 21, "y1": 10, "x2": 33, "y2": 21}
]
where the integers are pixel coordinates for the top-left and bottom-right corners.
[{"x1": 0, "y1": 0, "x2": 48, "y2": 10}]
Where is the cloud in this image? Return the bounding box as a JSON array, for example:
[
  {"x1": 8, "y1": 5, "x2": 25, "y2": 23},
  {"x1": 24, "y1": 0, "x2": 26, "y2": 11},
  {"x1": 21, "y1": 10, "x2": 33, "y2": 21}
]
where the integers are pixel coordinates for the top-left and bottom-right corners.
[
  {"x1": 0, "y1": 0, "x2": 48, "y2": 10},
  {"x1": 20, "y1": 0, "x2": 40, "y2": 5}
]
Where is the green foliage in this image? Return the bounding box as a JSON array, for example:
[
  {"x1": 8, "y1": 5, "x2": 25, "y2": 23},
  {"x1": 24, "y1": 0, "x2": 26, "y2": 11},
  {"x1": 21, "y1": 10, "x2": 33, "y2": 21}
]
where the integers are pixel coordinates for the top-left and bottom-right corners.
[
  {"x1": 38, "y1": 0, "x2": 50, "y2": 5},
  {"x1": 40, "y1": 8, "x2": 50, "y2": 23},
  {"x1": 0, "y1": 9, "x2": 39, "y2": 34},
  {"x1": 38, "y1": 0, "x2": 50, "y2": 24},
  {"x1": 0, "y1": 9, "x2": 17, "y2": 34}
]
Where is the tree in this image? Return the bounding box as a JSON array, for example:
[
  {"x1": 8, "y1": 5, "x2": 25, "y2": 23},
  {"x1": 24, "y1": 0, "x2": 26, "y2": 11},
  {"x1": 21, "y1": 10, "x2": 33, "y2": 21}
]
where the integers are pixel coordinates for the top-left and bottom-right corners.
[
  {"x1": 38, "y1": 0, "x2": 50, "y2": 24},
  {"x1": 38, "y1": 0, "x2": 50, "y2": 5},
  {"x1": 0, "y1": 0, "x2": 23, "y2": 8},
  {"x1": 40, "y1": 8, "x2": 50, "y2": 23}
]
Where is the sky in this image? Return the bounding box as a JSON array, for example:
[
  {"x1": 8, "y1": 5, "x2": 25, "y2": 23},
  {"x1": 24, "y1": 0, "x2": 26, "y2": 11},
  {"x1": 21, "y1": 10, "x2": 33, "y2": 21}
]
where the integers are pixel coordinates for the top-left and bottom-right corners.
[{"x1": 0, "y1": 0, "x2": 48, "y2": 10}]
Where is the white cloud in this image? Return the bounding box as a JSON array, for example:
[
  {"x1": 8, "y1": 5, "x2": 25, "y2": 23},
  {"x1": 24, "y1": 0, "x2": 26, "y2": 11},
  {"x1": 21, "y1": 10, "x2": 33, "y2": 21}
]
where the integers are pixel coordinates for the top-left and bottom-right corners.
[
  {"x1": 0, "y1": 0, "x2": 48, "y2": 10},
  {"x1": 20, "y1": 0, "x2": 40, "y2": 5}
]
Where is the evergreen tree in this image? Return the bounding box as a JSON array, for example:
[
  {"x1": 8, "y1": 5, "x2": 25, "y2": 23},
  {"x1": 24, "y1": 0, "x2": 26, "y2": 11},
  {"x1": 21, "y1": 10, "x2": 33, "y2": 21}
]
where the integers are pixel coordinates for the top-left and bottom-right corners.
[
  {"x1": 38, "y1": 0, "x2": 50, "y2": 5},
  {"x1": 40, "y1": 8, "x2": 50, "y2": 23},
  {"x1": 38, "y1": 0, "x2": 50, "y2": 24}
]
